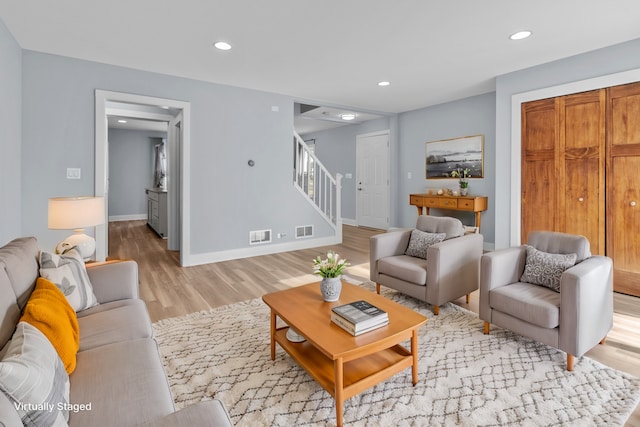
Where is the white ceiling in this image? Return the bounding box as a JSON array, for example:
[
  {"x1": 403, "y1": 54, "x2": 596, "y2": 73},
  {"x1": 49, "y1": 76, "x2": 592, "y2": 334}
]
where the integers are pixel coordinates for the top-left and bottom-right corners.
[
  {"x1": 294, "y1": 105, "x2": 384, "y2": 135},
  {"x1": 2, "y1": 1, "x2": 640, "y2": 115},
  {"x1": 106, "y1": 101, "x2": 177, "y2": 132}
]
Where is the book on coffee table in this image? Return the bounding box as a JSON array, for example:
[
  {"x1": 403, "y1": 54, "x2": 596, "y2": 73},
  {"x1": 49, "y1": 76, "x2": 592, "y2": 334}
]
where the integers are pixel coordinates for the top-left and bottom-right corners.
[
  {"x1": 331, "y1": 300, "x2": 389, "y2": 335},
  {"x1": 330, "y1": 311, "x2": 388, "y2": 336},
  {"x1": 332, "y1": 300, "x2": 388, "y2": 324}
]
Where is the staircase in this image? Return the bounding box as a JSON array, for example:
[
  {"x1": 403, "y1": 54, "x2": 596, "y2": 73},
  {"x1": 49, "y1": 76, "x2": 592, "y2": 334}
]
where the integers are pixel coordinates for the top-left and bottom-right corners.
[{"x1": 293, "y1": 131, "x2": 342, "y2": 241}]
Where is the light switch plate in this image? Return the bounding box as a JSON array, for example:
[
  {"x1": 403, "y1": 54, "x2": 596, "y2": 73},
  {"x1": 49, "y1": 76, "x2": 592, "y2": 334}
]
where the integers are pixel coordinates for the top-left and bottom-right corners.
[{"x1": 67, "y1": 168, "x2": 81, "y2": 179}]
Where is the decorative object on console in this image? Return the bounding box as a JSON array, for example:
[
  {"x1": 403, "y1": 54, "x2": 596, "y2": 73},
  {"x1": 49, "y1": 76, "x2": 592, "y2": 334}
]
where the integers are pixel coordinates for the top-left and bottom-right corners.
[
  {"x1": 48, "y1": 196, "x2": 105, "y2": 260},
  {"x1": 451, "y1": 167, "x2": 471, "y2": 196},
  {"x1": 313, "y1": 250, "x2": 349, "y2": 302}
]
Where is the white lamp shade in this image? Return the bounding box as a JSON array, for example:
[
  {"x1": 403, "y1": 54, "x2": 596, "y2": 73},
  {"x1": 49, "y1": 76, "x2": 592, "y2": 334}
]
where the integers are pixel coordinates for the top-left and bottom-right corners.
[{"x1": 48, "y1": 197, "x2": 105, "y2": 230}]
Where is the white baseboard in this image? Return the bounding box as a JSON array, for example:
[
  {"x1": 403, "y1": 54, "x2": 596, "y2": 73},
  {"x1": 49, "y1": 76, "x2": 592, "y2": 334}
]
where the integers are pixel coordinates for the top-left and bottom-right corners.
[
  {"x1": 185, "y1": 235, "x2": 341, "y2": 267},
  {"x1": 342, "y1": 218, "x2": 357, "y2": 226},
  {"x1": 108, "y1": 214, "x2": 147, "y2": 222}
]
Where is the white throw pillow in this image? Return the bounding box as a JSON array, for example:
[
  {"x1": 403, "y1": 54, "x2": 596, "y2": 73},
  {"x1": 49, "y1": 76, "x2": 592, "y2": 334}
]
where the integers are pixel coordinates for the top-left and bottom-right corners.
[
  {"x1": 405, "y1": 229, "x2": 446, "y2": 259},
  {"x1": 520, "y1": 245, "x2": 577, "y2": 292},
  {"x1": 39, "y1": 247, "x2": 98, "y2": 312},
  {"x1": 0, "y1": 322, "x2": 70, "y2": 427}
]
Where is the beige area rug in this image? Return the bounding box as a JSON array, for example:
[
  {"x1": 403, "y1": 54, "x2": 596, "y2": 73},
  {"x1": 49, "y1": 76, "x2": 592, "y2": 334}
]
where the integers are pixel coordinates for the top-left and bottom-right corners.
[{"x1": 153, "y1": 282, "x2": 640, "y2": 426}]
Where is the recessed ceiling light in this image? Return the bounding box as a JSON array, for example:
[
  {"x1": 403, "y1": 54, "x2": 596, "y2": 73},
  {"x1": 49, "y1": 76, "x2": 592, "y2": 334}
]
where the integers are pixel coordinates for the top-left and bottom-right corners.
[
  {"x1": 117, "y1": 119, "x2": 127, "y2": 123},
  {"x1": 340, "y1": 113, "x2": 356, "y2": 121},
  {"x1": 214, "y1": 41, "x2": 232, "y2": 51},
  {"x1": 378, "y1": 81, "x2": 390, "y2": 87},
  {"x1": 160, "y1": 106, "x2": 170, "y2": 109},
  {"x1": 510, "y1": 31, "x2": 532, "y2": 40}
]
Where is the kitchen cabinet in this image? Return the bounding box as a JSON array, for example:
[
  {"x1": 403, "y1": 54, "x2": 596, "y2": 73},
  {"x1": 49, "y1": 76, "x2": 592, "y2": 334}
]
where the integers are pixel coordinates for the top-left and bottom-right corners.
[{"x1": 146, "y1": 188, "x2": 167, "y2": 238}]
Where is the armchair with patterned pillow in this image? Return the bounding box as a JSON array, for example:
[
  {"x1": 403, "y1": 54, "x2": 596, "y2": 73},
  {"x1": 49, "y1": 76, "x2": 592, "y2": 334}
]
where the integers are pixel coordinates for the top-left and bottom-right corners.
[
  {"x1": 370, "y1": 215, "x2": 483, "y2": 315},
  {"x1": 479, "y1": 231, "x2": 614, "y2": 371}
]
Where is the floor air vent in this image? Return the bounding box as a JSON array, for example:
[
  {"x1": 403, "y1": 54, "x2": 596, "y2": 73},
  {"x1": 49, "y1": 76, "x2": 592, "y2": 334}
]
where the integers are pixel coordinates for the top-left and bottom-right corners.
[
  {"x1": 249, "y1": 229, "x2": 272, "y2": 245},
  {"x1": 296, "y1": 225, "x2": 313, "y2": 238}
]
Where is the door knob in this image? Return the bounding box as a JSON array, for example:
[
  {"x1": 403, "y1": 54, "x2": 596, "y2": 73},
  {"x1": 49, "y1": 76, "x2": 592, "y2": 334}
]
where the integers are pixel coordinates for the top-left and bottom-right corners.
[
  {"x1": 358, "y1": 188, "x2": 363, "y2": 191},
  {"x1": 578, "y1": 197, "x2": 584, "y2": 202},
  {"x1": 631, "y1": 201, "x2": 637, "y2": 207}
]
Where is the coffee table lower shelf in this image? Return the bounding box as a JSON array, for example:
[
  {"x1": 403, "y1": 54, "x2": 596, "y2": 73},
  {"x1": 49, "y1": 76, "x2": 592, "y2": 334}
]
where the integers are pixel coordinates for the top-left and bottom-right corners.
[{"x1": 274, "y1": 326, "x2": 414, "y2": 406}]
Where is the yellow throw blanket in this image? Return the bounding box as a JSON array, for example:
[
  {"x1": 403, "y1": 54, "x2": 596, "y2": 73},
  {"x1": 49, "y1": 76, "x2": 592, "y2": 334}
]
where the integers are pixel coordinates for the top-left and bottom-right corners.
[{"x1": 20, "y1": 277, "x2": 80, "y2": 374}]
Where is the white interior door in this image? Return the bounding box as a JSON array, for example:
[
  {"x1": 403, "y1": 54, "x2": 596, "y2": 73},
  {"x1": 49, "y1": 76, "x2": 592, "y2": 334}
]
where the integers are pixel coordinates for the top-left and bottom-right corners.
[{"x1": 356, "y1": 131, "x2": 390, "y2": 229}]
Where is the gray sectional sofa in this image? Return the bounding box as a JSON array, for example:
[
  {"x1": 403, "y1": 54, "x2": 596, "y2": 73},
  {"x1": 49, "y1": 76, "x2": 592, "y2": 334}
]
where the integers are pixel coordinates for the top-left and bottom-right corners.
[{"x1": 0, "y1": 237, "x2": 232, "y2": 426}]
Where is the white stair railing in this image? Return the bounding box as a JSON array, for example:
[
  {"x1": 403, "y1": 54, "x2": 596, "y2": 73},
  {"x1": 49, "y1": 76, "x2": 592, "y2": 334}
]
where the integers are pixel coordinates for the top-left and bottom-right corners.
[{"x1": 293, "y1": 132, "x2": 342, "y2": 239}]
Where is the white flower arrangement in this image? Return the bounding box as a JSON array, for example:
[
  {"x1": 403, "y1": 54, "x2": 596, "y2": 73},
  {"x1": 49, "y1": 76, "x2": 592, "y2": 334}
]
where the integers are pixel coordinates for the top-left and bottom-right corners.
[
  {"x1": 312, "y1": 250, "x2": 349, "y2": 278},
  {"x1": 451, "y1": 167, "x2": 471, "y2": 189}
]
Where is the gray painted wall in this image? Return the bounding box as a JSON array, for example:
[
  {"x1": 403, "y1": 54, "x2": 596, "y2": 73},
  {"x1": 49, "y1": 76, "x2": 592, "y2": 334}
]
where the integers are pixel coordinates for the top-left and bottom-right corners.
[
  {"x1": 20, "y1": 51, "x2": 333, "y2": 255},
  {"x1": 495, "y1": 38, "x2": 640, "y2": 249},
  {"x1": 108, "y1": 129, "x2": 166, "y2": 219},
  {"x1": 0, "y1": 19, "x2": 22, "y2": 245},
  {"x1": 398, "y1": 92, "x2": 496, "y2": 245}
]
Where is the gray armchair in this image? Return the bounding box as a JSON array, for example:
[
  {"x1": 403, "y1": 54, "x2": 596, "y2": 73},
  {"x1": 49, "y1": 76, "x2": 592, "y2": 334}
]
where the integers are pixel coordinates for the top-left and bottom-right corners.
[
  {"x1": 479, "y1": 231, "x2": 613, "y2": 371},
  {"x1": 370, "y1": 215, "x2": 483, "y2": 315}
]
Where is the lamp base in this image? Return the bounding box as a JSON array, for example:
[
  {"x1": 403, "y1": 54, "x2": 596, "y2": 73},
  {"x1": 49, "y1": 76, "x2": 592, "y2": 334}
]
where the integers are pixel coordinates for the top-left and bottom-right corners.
[{"x1": 56, "y1": 229, "x2": 96, "y2": 260}]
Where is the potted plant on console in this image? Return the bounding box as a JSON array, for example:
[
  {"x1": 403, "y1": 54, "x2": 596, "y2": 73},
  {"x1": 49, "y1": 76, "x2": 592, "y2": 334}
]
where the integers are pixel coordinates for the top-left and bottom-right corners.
[{"x1": 451, "y1": 168, "x2": 471, "y2": 196}]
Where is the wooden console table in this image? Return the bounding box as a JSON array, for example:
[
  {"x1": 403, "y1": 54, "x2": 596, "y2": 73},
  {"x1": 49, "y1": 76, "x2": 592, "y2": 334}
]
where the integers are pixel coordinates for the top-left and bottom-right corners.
[{"x1": 410, "y1": 194, "x2": 488, "y2": 230}]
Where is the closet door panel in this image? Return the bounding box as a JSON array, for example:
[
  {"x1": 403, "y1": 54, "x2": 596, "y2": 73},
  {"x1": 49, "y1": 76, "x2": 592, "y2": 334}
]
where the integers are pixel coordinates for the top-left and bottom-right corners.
[
  {"x1": 522, "y1": 159, "x2": 558, "y2": 240},
  {"x1": 563, "y1": 157, "x2": 602, "y2": 252},
  {"x1": 521, "y1": 98, "x2": 558, "y2": 243},
  {"x1": 607, "y1": 82, "x2": 640, "y2": 296},
  {"x1": 608, "y1": 156, "x2": 640, "y2": 294},
  {"x1": 561, "y1": 90, "x2": 605, "y2": 255}
]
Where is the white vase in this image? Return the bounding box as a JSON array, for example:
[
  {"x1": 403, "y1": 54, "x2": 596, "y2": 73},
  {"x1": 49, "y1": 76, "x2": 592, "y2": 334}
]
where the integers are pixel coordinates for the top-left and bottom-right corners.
[
  {"x1": 459, "y1": 185, "x2": 469, "y2": 196},
  {"x1": 320, "y1": 277, "x2": 342, "y2": 302}
]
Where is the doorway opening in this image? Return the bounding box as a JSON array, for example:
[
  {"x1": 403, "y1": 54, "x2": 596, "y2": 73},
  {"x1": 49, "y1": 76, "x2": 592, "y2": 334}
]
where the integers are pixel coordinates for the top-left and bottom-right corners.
[{"x1": 95, "y1": 90, "x2": 191, "y2": 266}]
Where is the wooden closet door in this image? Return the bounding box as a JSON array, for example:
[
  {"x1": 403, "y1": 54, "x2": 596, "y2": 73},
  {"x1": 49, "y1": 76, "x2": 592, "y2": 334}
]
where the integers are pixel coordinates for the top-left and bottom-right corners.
[
  {"x1": 522, "y1": 92, "x2": 605, "y2": 253},
  {"x1": 560, "y1": 90, "x2": 606, "y2": 255},
  {"x1": 607, "y1": 81, "x2": 640, "y2": 296},
  {"x1": 521, "y1": 98, "x2": 559, "y2": 243}
]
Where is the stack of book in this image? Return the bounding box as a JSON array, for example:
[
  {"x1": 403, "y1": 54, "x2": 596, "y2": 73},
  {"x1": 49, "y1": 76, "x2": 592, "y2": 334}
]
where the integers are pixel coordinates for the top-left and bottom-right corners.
[{"x1": 330, "y1": 300, "x2": 389, "y2": 336}]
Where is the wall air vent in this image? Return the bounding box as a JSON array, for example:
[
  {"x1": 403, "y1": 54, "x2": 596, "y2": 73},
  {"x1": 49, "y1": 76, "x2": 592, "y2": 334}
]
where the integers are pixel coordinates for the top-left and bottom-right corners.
[
  {"x1": 296, "y1": 225, "x2": 314, "y2": 238},
  {"x1": 249, "y1": 229, "x2": 272, "y2": 245}
]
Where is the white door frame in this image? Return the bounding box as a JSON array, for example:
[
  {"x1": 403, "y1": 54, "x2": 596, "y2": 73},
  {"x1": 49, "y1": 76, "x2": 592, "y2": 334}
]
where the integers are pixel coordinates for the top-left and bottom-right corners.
[
  {"x1": 95, "y1": 90, "x2": 192, "y2": 265},
  {"x1": 356, "y1": 130, "x2": 390, "y2": 229},
  {"x1": 166, "y1": 113, "x2": 183, "y2": 252}
]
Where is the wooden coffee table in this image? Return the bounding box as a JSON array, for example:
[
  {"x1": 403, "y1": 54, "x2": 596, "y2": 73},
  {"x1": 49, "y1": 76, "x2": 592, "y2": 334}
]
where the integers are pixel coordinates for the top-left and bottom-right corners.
[{"x1": 262, "y1": 281, "x2": 427, "y2": 426}]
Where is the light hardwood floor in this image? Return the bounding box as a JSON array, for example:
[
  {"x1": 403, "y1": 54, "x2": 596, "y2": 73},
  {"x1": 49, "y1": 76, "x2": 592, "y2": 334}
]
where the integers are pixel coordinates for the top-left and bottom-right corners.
[{"x1": 109, "y1": 220, "x2": 640, "y2": 425}]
